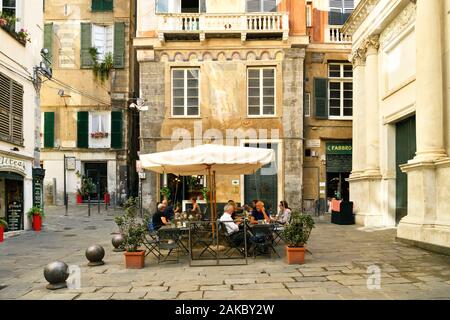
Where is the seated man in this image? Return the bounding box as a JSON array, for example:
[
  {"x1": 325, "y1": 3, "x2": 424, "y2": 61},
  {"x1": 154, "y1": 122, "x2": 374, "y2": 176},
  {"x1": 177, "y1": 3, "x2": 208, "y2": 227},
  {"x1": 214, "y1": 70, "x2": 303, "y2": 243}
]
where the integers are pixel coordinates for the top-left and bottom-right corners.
[
  {"x1": 152, "y1": 203, "x2": 170, "y2": 230},
  {"x1": 220, "y1": 204, "x2": 252, "y2": 249},
  {"x1": 162, "y1": 199, "x2": 174, "y2": 220},
  {"x1": 249, "y1": 200, "x2": 271, "y2": 224}
]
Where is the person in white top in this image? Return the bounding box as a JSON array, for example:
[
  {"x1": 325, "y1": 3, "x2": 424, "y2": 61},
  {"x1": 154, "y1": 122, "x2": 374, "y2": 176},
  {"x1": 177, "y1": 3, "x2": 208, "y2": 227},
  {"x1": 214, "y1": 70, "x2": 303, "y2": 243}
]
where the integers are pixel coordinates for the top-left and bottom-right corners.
[
  {"x1": 274, "y1": 200, "x2": 291, "y2": 225},
  {"x1": 220, "y1": 204, "x2": 249, "y2": 248}
]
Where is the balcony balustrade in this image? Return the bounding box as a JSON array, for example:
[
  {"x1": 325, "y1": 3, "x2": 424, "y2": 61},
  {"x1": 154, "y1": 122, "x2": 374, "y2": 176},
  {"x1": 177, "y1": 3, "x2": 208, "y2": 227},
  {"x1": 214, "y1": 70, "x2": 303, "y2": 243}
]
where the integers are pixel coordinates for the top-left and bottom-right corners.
[
  {"x1": 325, "y1": 25, "x2": 352, "y2": 43},
  {"x1": 156, "y1": 12, "x2": 289, "y2": 42}
]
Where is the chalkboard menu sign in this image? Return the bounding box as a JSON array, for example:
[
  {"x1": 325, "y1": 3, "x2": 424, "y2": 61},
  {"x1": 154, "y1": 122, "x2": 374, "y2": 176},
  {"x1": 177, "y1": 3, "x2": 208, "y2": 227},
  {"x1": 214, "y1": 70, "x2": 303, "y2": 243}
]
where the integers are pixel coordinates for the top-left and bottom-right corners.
[
  {"x1": 7, "y1": 201, "x2": 22, "y2": 231},
  {"x1": 33, "y1": 168, "x2": 45, "y2": 210}
]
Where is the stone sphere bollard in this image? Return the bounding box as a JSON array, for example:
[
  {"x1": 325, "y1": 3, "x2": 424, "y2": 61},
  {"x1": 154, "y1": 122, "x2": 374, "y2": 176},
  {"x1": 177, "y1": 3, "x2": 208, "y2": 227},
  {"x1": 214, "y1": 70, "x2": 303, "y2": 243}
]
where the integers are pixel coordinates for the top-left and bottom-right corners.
[
  {"x1": 85, "y1": 245, "x2": 105, "y2": 266},
  {"x1": 112, "y1": 234, "x2": 125, "y2": 252},
  {"x1": 44, "y1": 261, "x2": 69, "y2": 290}
]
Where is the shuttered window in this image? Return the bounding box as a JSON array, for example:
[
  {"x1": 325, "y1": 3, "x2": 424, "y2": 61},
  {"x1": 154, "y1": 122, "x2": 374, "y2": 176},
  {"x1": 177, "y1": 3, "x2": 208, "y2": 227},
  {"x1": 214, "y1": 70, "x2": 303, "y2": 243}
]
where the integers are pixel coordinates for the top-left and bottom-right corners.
[
  {"x1": 43, "y1": 112, "x2": 55, "y2": 148},
  {"x1": 77, "y1": 111, "x2": 89, "y2": 148},
  {"x1": 92, "y1": 24, "x2": 114, "y2": 61},
  {"x1": 43, "y1": 23, "x2": 53, "y2": 64},
  {"x1": 314, "y1": 78, "x2": 328, "y2": 119},
  {"x1": 246, "y1": 0, "x2": 277, "y2": 12},
  {"x1": 80, "y1": 23, "x2": 93, "y2": 68},
  {"x1": 247, "y1": 67, "x2": 275, "y2": 116},
  {"x1": 0, "y1": 72, "x2": 23, "y2": 145},
  {"x1": 172, "y1": 68, "x2": 200, "y2": 117},
  {"x1": 91, "y1": 0, "x2": 113, "y2": 12},
  {"x1": 329, "y1": 0, "x2": 354, "y2": 25},
  {"x1": 113, "y1": 22, "x2": 125, "y2": 68},
  {"x1": 111, "y1": 111, "x2": 123, "y2": 149}
]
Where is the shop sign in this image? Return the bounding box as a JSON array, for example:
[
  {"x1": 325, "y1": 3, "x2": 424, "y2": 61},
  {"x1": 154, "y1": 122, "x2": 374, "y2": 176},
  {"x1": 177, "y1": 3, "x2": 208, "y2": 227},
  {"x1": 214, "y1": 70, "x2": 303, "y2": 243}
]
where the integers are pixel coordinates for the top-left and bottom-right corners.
[
  {"x1": 326, "y1": 142, "x2": 352, "y2": 155},
  {"x1": 0, "y1": 156, "x2": 26, "y2": 173},
  {"x1": 306, "y1": 139, "x2": 321, "y2": 148}
]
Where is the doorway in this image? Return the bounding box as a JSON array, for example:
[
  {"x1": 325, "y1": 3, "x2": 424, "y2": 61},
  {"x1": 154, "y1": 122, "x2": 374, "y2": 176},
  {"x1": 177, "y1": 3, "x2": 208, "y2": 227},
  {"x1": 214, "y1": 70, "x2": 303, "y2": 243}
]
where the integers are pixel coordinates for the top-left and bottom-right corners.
[
  {"x1": 84, "y1": 162, "x2": 108, "y2": 201},
  {"x1": 395, "y1": 115, "x2": 416, "y2": 224},
  {"x1": 181, "y1": 0, "x2": 200, "y2": 13},
  {"x1": 244, "y1": 143, "x2": 278, "y2": 214},
  {"x1": 1, "y1": 174, "x2": 24, "y2": 232}
]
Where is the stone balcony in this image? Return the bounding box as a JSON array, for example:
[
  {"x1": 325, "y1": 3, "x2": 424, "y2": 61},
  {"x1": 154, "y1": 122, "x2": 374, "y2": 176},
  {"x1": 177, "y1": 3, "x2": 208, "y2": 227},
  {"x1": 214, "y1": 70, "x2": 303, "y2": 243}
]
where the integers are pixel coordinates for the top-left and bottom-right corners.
[
  {"x1": 156, "y1": 12, "x2": 289, "y2": 42},
  {"x1": 325, "y1": 25, "x2": 352, "y2": 43}
]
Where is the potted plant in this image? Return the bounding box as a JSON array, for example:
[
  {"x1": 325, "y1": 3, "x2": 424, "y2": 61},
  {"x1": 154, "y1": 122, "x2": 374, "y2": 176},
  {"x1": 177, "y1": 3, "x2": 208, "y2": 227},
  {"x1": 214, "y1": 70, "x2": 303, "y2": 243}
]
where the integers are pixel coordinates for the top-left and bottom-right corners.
[
  {"x1": 282, "y1": 211, "x2": 315, "y2": 264},
  {"x1": 27, "y1": 206, "x2": 44, "y2": 232},
  {"x1": 160, "y1": 186, "x2": 171, "y2": 201},
  {"x1": 76, "y1": 188, "x2": 83, "y2": 204},
  {"x1": 0, "y1": 217, "x2": 7, "y2": 242},
  {"x1": 120, "y1": 197, "x2": 146, "y2": 269}
]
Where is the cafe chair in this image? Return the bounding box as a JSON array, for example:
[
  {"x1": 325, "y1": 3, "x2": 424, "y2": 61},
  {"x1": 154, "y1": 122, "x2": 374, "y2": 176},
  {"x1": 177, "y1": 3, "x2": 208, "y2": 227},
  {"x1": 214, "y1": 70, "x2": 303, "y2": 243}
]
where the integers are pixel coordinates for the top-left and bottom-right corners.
[
  {"x1": 218, "y1": 222, "x2": 246, "y2": 258},
  {"x1": 157, "y1": 228, "x2": 182, "y2": 263}
]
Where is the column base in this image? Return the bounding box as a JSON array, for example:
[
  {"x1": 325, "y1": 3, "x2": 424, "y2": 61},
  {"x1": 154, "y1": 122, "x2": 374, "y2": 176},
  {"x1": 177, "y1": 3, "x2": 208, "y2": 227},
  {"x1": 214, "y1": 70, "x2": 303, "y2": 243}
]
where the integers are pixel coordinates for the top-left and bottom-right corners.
[
  {"x1": 349, "y1": 173, "x2": 384, "y2": 228},
  {"x1": 397, "y1": 223, "x2": 450, "y2": 254}
]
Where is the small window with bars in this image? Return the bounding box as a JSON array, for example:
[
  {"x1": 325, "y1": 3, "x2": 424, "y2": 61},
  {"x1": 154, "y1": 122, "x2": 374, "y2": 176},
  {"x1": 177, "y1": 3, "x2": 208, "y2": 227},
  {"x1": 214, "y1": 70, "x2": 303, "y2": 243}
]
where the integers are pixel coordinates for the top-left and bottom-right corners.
[
  {"x1": 0, "y1": 72, "x2": 23, "y2": 145},
  {"x1": 304, "y1": 93, "x2": 311, "y2": 117},
  {"x1": 248, "y1": 67, "x2": 276, "y2": 117},
  {"x1": 172, "y1": 68, "x2": 200, "y2": 117}
]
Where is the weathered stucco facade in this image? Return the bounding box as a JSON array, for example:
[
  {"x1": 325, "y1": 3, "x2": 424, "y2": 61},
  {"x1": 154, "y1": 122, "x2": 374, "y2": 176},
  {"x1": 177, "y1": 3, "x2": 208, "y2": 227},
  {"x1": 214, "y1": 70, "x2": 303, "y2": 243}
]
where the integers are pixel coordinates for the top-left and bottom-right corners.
[
  {"x1": 40, "y1": 0, "x2": 138, "y2": 205},
  {"x1": 343, "y1": 0, "x2": 450, "y2": 253},
  {"x1": 302, "y1": 1, "x2": 353, "y2": 213},
  {"x1": 135, "y1": 0, "x2": 308, "y2": 214}
]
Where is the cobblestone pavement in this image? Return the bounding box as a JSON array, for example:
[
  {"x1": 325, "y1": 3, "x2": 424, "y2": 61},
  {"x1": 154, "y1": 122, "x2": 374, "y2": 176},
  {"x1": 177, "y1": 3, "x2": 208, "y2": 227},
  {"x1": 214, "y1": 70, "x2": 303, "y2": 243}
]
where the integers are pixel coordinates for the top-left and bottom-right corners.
[{"x1": 1, "y1": 205, "x2": 450, "y2": 300}]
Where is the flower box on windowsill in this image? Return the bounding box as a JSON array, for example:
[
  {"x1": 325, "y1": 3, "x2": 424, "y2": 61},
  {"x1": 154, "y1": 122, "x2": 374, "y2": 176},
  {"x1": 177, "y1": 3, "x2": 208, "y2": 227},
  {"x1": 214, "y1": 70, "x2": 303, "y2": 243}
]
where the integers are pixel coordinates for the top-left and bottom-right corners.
[
  {"x1": 91, "y1": 132, "x2": 109, "y2": 139},
  {"x1": 0, "y1": 22, "x2": 29, "y2": 46}
]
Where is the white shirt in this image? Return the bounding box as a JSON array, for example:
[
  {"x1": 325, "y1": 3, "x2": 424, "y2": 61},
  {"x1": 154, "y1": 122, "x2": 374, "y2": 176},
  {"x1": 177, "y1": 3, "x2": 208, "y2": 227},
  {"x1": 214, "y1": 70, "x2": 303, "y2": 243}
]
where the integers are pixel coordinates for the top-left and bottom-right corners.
[{"x1": 219, "y1": 212, "x2": 239, "y2": 235}]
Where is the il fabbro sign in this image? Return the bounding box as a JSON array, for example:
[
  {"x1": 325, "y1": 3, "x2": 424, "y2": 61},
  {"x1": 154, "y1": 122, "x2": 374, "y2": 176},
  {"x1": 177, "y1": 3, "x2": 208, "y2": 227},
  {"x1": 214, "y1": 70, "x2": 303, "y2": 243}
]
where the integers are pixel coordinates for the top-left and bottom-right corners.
[
  {"x1": 0, "y1": 156, "x2": 26, "y2": 173},
  {"x1": 326, "y1": 142, "x2": 352, "y2": 155}
]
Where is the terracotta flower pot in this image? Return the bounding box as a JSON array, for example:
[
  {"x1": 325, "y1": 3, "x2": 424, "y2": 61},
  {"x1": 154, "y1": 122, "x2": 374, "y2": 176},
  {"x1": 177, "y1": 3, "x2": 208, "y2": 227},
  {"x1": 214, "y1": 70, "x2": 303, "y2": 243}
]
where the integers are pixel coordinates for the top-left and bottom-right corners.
[
  {"x1": 286, "y1": 246, "x2": 305, "y2": 264},
  {"x1": 32, "y1": 215, "x2": 42, "y2": 232},
  {"x1": 124, "y1": 251, "x2": 145, "y2": 269},
  {"x1": 0, "y1": 225, "x2": 4, "y2": 242}
]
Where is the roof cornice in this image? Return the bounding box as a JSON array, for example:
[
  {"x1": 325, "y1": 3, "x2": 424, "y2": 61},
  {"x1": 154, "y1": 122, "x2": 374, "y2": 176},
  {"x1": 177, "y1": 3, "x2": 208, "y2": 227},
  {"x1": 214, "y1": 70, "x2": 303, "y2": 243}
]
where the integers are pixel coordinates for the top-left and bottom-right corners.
[{"x1": 341, "y1": 0, "x2": 380, "y2": 35}]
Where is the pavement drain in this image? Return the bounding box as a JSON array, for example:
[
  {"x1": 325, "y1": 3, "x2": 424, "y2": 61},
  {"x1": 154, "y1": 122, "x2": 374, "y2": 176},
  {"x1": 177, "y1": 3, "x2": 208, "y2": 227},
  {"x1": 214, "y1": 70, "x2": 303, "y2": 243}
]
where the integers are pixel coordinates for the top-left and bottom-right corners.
[
  {"x1": 84, "y1": 226, "x2": 97, "y2": 230},
  {"x1": 63, "y1": 234, "x2": 77, "y2": 237},
  {"x1": 104, "y1": 219, "x2": 114, "y2": 221},
  {"x1": 64, "y1": 227, "x2": 73, "y2": 230}
]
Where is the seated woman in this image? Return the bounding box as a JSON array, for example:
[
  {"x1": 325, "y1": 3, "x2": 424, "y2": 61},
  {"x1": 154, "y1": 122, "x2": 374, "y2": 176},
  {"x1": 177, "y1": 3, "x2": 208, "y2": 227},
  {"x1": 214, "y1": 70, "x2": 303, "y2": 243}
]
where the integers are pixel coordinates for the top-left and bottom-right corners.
[
  {"x1": 152, "y1": 203, "x2": 170, "y2": 230},
  {"x1": 190, "y1": 198, "x2": 202, "y2": 220},
  {"x1": 274, "y1": 200, "x2": 291, "y2": 224}
]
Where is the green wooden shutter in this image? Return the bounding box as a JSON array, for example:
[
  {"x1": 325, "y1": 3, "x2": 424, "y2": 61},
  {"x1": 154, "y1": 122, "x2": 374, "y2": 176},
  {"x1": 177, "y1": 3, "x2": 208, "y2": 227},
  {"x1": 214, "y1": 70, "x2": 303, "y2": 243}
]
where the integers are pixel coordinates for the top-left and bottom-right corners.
[
  {"x1": 43, "y1": 23, "x2": 53, "y2": 64},
  {"x1": 80, "y1": 23, "x2": 93, "y2": 68},
  {"x1": 111, "y1": 111, "x2": 122, "y2": 149},
  {"x1": 314, "y1": 78, "x2": 328, "y2": 119},
  {"x1": 104, "y1": 0, "x2": 114, "y2": 11},
  {"x1": 44, "y1": 112, "x2": 55, "y2": 148},
  {"x1": 77, "y1": 111, "x2": 89, "y2": 148},
  {"x1": 92, "y1": 0, "x2": 113, "y2": 11},
  {"x1": 113, "y1": 22, "x2": 125, "y2": 68}
]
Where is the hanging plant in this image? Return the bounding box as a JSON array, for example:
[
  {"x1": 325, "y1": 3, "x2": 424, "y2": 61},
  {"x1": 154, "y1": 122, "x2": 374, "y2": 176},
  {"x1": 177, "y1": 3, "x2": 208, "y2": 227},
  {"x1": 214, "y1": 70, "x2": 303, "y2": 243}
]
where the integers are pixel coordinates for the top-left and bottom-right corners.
[
  {"x1": 160, "y1": 186, "x2": 171, "y2": 200},
  {"x1": 89, "y1": 47, "x2": 114, "y2": 83}
]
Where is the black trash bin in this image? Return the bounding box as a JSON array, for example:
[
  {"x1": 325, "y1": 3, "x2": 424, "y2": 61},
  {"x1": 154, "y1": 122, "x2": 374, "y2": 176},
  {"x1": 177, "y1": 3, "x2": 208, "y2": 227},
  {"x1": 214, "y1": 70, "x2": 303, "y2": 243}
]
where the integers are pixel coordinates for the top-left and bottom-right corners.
[{"x1": 331, "y1": 201, "x2": 355, "y2": 225}]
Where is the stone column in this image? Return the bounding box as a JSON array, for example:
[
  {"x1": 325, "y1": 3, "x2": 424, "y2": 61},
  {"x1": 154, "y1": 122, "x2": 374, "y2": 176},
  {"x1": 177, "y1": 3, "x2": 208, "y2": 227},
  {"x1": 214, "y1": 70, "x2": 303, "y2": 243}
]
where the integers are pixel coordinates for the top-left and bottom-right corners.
[
  {"x1": 364, "y1": 35, "x2": 381, "y2": 175},
  {"x1": 350, "y1": 48, "x2": 366, "y2": 176},
  {"x1": 414, "y1": 0, "x2": 447, "y2": 161},
  {"x1": 137, "y1": 50, "x2": 165, "y2": 215},
  {"x1": 282, "y1": 48, "x2": 305, "y2": 210}
]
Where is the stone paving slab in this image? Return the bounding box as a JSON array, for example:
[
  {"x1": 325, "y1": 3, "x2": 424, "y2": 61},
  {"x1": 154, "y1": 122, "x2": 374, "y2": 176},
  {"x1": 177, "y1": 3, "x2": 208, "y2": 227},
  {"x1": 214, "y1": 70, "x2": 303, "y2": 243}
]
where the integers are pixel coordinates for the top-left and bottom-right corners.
[{"x1": 1, "y1": 206, "x2": 450, "y2": 300}]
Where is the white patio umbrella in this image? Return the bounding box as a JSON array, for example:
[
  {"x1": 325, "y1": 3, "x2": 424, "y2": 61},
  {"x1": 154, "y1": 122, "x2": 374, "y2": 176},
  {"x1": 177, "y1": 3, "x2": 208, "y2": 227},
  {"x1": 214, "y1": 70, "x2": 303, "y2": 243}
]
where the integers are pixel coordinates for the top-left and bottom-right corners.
[{"x1": 139, "y1": 144, "x2": 275, "y2": 223}]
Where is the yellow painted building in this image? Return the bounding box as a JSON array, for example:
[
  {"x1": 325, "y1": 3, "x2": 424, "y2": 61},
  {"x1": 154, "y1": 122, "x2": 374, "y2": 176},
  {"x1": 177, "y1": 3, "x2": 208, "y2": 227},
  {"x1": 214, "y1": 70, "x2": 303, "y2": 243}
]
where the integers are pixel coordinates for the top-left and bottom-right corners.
[{"x1": 40, "y1": 0, "x2": 138, "y2": 205}]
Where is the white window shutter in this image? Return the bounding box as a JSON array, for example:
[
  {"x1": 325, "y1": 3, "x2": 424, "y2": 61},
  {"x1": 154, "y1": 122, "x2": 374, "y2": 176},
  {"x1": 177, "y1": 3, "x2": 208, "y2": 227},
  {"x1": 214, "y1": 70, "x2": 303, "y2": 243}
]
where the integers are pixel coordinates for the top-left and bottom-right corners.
[
  {"x1": 92, "y1": 24, "x2": 106, "y2": 60},
  {"x1": 106, "y1": 25, "x2": 114, "y2": 55}
]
